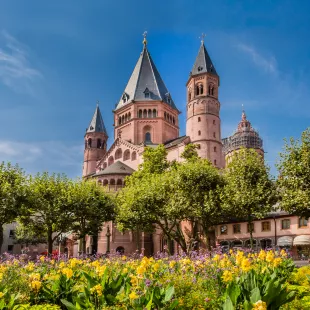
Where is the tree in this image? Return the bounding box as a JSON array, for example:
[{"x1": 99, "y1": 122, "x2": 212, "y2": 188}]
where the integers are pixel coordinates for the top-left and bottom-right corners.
[
  {"x1": 277, "y1": 128, "x2": 310, "y2": 217},
  {"x1": 169, "y1": 159, "x2": 225, "y2": 250},
  {"x1": 222, "y1": 148, "x2": 276, "y2": 249},
  {"x1": 180, "y1": 143, "x2": 199, "y2": 162},
  {"x1": 0, "y1": 162, "x2": 27, "y2": 251},
  {"x1": 18, "y1": 172, "x2": 73, "y2": 255},
  {"x1": 69, "y1": 179, "x2": 115, "y2": 253}
]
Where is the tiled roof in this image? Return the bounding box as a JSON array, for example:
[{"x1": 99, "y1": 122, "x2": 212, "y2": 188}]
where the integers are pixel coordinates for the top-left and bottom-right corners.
[
  {"x1": 164, "y1": 135, "x2": 188, "y2": 148},
  {"x1": 115, "y1": 44, "x2": 177, "y2": 110},
  {"x1": 95, "y1": 161, "x2": 135, "y2": 176},
  {"x1": 86, "y1": 105, "x2": 108, "y2": 135}
]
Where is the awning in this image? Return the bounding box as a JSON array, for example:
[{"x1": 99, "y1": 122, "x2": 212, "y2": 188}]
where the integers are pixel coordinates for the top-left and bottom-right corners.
[
  {"x1": 277, "y1": 236, "x2": 293, "y2": 247},
  {"x1": 293, "y1": 235, "x2": 310, "y2": 246}
]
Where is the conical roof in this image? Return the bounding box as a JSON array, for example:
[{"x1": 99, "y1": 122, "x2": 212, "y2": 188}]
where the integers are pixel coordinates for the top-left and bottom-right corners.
[
  {"x1": 115, "y1": 43, "x2": 177, "y2": 110},
  {"x1": 86, "y1": 104, "x2": 108, "y2": 136},
  {"x1": 191, "y1": 42, "x2": 218, "y2": 76}
]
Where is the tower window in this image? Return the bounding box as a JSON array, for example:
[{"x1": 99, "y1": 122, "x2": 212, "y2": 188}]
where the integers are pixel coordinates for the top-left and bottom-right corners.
[
  {"x1": 143, "y1": 109, "x2": 147, "y2": 118},
  {"x1": 214, "y1": 159, "x2": 217, "y2": 165},
  {"x1": 198, "y1": 117, "x2": 201, "y2": 122},
  {"x1": 211, "y1": 87, "x2": 214, "y2": 96},
  {"x1": 97, "y1": 139, "x2": 102, "y2": 148},
  {"x1": 198, "y1": 130, "x2": 201, "y2": 136},
  {"x1": 145, "y1": 92, "x2": 150, "y2": 98},
  {"x1": 148, "y1": 109, "x2": 152, "y2": 118},
  {"x1": 213, "y1": 120, "x2": 216, "y2": 125},
  {"x1": 153, "y1": 109, "x2": 157, "y2": 118},
  {"x1": 199, "y1": 84, "x2": 203, "y2": 95},
  {"x1": 138, "y1": 110, "x2": 142, "y2": 118},
  {"x1": 214, "y1": 146, "x2": 217, "y2": 152},
  {"x1": 164, "y1": 112, "x2": 167, "y2": 119},
  {"x1": 213, "y1": 132, "x2": 216, "y2": 138},
  {"x1": 198, "y1": 66, "x2": 203, "y2": 72},
  {"x1": 188, "y1": 92, "x2": 191, "y2": 101},
  {"x1": 87, "y1": 138, "x2": 92, "y2": 148}
]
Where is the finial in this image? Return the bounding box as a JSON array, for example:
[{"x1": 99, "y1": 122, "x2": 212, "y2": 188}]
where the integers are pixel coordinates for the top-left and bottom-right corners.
[
  {"x1": 96, "y1": 100, "x2": 99, "y2": 107},
  {"x1": 199, "y1": 33, "x2": 206, "y2": 44},
  {"x1": 142, "y1": 31, "x2": 147, "y2": 46}
]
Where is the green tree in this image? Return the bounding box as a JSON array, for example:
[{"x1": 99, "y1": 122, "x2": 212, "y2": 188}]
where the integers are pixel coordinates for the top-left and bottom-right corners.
[
  {"x1": 180, "y1": 143, "x2": 199, "y2": 162},
  {"x1": 69, "y1": 179, "x2": 115, "y2": 254},
  {"x1": 222, "y1": 148, "x2": 276, "y2": 249},
  {"x1": 277, "y1": 128, "x2": 310, "y2": 217},
  {"x1": 18, "y1": 172, "x2": 73, "y2": 255},
  {"x1": 0, "y1": 162, "x2": 27, "y2": 250},
  {"x1": 169, "y1": 159, "x2": 224, "y2": 250}
]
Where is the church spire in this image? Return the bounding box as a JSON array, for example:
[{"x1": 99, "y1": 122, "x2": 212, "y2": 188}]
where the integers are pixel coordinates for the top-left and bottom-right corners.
[
  {"x1": 115, "y1": 35, "x2": 177, "y2": 110},
  {"x1": 191, "y1": 38, "x2": 218, "y2": 77},
  {"x1": 86, "y1": 103, "x2": 108, "y2": 136}
]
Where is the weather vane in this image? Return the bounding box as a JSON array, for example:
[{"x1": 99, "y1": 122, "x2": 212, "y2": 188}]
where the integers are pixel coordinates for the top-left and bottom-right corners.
[
  {"x1": 199, "y1": 33, "x2": 206, "y2": 43},
  {"x1": 142, "y1": 31, "x2": 148, "y2": 45}
]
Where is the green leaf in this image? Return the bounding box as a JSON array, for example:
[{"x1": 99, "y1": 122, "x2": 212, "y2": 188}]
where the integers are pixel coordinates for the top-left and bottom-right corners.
[
  {"x1": 61, "y1": 299, "x2": 78, "y2": 310},
  {"x1": 223, "y1": 296, "x2": 234, "y2": 310},
  {"x1": 145, "y1": 291, "x2": 154, "y2": 310},
  {"x1": 250, "y1": 287, "x2": 261, "y2": 303},
  {"x1": 164, "y1": 286, "x2": 175, "y2": 302}
]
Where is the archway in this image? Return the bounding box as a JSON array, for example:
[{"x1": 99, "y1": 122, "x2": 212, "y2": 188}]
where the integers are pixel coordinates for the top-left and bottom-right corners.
[{"x1": 108, "y1": 156, "x2": 114, "y2": 166}]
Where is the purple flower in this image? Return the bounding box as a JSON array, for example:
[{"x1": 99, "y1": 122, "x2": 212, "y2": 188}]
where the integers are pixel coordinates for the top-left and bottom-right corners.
[{"x1": 145, "y1": 279, "x2": 152, "y2": 287}]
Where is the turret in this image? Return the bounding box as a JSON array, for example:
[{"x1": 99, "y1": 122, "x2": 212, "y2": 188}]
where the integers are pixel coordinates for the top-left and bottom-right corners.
[
  {"x1": 83, "y1": 103, "x2": 108, "y2": 176},
  {"x1": 186, "y1": 38, "x2": 223, "y2": 167}
]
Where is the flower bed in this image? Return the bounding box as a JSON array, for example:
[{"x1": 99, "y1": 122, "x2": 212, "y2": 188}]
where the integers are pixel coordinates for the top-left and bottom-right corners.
[{"x1": 0, "y1": 250, "x2": 307, "y2": 309}]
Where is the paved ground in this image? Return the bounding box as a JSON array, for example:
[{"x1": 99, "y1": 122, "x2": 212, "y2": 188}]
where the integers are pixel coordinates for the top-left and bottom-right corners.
[{"x1": 294, "y1": 260, "x2": 310, "y2": 267}]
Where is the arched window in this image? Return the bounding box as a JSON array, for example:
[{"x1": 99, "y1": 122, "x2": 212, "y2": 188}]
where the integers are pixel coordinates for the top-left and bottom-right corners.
[
  {"x1": 97, "y1": 139, "x2": 102, "y2": 148},
  {"x1": 213, "y1": 120, "x2": 216, "y2": 125},
  {"x1": 118, "y1": 117, "x2": 121, "y2": 125},
  {"x1": 138, "y1": 110, "x2": 142, "y2": 118},
  {"x1": 125, "y1": 114, "x2": 128, "y2": 122},
  {"x1": 199, "y1": 84, "x2": 203, "y2": 94},
  {"x1": 123, "y1": 149, "x2": 130, "y2": 161},
  {"x1": 213, "y1": 132, "x2": 216, "y2": 138},
  {"x1": 115, "y1": 148, "x2": 122, "y2": 160},
  {"x1": 128, "y1": 112, "x2": 131, "y2": 120},
  {"x1": 108, "y1": 156, "x2": 114, "y2": 166},
  {"x1": 116, "y1": 246, "x2": 125, "y2": 254},
  {"x1": 170, "y1": 115, "x2": 172, "y2": 123},
  {"x1": 145, "y1": 132, "x2": 151, "y2": 142},
  {"x1": 153, "y1": 109, "x2": 157, "y2": 118},
  {"x1": 148, "y1": 109, "x2": 152, "y2": 118},
  {"x1": 198, "y1": 130, "x2": 201, "y2": 136},
  {"x1": 103, "y1": 179, "x2": 108, "y2": 186},
  {"x1": 172, "y1": 117, "x2": 175, "y2": 124},
  {"x1": 198, "y1": 117, "x2": 201, "y2": 122},
  {"x1": 208, "y1": 85, "x2": 211, "y2": 95},
  {"x1": 143, "y1": 109, "x2": 147, "y2": 118},
  {"x1": 117, "y1": 179, "x2": 123, "y2": 185},
  {"x1": 188, "y1": 90, "x2": 192, "y2": 101},
  {"x1": 211, "y1": 87, "x2": 214, "y2": 96},
  {"x1": 214, "y1": 146, "x2": 217, "y2": 152},
  {"x1": 84, "y1": 140, "x2": 87, "y2": 149},
  {"x1": 131, "y1": 151, "x2": 137, "y2": 161},
  {"x1": 98, "y1": 180, "x2": 102, "y2": 186},
  {"x1": 214, "y1": 159, "x2": 217, "y2": 165},
  {"x1": 87, "y1": 138, "x2": 92, "y2": 148},
  {"x1": 196, "y1": 85, "x2": 199, "y2": 95},
  {"x1": 110, "y1": 179, "x2": 115, "y2": 185},
  {"x1": 121, "y1": 115, "x2": 125, "y2": 124},
  {"x1": 103, "y1": 163, "x2": 107, "y2": 169}
]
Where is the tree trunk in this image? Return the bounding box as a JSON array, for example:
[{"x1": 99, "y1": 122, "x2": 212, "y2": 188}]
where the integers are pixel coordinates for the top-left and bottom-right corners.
[
  {"x1": 248, "y1": 215, "x2": 253, "y2": 250},
  {"x1": 0, "y1": 224, "x2": 3, "y2": 253},
  {"x1": 47, "y1": 227, "x2": 53, "y2": 256},
  {"x1": 82, "y1": 236, "x2": 86, "y2": 254},
  {"x1": 136, "y1": 229, "x2": 141, "y2": 252}
]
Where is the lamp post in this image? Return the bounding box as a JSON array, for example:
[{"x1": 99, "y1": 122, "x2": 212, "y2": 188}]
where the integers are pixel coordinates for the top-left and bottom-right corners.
[{"x1": 106, "y1": 225, "x2": 111, "y2": 254}]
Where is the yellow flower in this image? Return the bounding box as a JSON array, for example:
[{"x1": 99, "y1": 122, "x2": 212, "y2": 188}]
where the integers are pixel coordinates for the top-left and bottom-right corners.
[
  {"x1": 39, "y1": 256, "x2": 45, "y2": 262},
  {"x1": 258, "y1": 250, "x2": 266, "y2": 260},
  {"x1": 137, "y1": 265, "x2": 146, "y2": 275},
  {"x1": 121, "y1": 255, "x2": 127, "y2": 261},
  {"x1": 90, "y1": 284, "x2": 103, "y2": 296},
  {"x1": 30, "y1": 280, "x2": 42, "y2": 292},
  {"x1": 29, "y1": 273, "x2": 41, "y2": 282},
  {"x1": 59, "y1": 262, "x2": 66, "y2": 268},
  {"x1": 61, "y1": 268, "x2": 73, "y2": 279},
  {"x1": 25, "y1": 262, "x2": 34, "y2": 271},
  {"x1": 169, "y1": 261, "x2": 176, "y2": 269},
  {"x1": 50, "y1": 259, "x2": 55, "y2": 265},
  {"x1": 280, "y1": 249, "x2": 287, "y2": 257},
  {"x1": 96, "y1": 265, "x2": 107, "y2": 277},
  {"x1": 222, "y1": 270, "x2": 233, "y2": 283},
  {"x1": 213, "y1": 254, "x2": 220, "y2": 262},
  {"x1": 241, "y1": 258, "x2": 252, "y2": 272},
  {"x1": 229, "y1": 249, "x2": 233, "y2": 255},
  {"x1": 0, "y1": 273, "x2": 3, "y2": 281},
  {"x1": 130, "y1": 275, "x2": 139, "y2": 286},
  {"x1": 272, "y1": 257, "x2": 282, "y2": 268},
  {"x1": 152, "y1": 263, "x2": 160, "y2": 272},
  {"x1": 0, "y1": 292, "x2": 4, "y2": 299},
  {"x1": 129, "y1": 291, "x2": 139, "y2": 300},
  {"x1": 266, "y1": 251, "x2": 274, "y2": 263},
  {"x1": 122, "y1": 268, "x2": 128, "y2": 274},
  {"x1": 253, "y1": 300, "x2": 267, "y2": 310}
]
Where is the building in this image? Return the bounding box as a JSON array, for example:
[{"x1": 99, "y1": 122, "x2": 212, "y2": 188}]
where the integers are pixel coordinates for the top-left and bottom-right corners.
[{"x1": 77, "y1": 35, "x2": 309, "y2": 257}]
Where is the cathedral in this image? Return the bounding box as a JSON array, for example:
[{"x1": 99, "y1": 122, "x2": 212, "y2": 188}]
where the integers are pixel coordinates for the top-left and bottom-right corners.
[{"x1": 80, "y1": 35, "x2": 264, "y2": 256}]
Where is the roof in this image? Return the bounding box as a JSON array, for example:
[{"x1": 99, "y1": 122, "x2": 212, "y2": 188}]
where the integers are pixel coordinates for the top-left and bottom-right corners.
[
  {"x1": 95, "y1": 161, "x2": 135, "y2": 176},
  {"x1": 86, "y1": 105, "x2": 108, "y2": 135},
  {"x1": 164, "y1": 135, "x2": 188, "y2": 148},
  {"x1": 191, "y1": 42, "x2": 218, "y2": 77},
  {"x1": 115, "y1": 43, "x2": 177, "y2": 110}
]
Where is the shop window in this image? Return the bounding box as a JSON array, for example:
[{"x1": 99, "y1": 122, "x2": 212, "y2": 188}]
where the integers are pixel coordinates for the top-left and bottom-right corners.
[
  {"x1": 8, "y1": 245, "x2": 13, "y2": 252},
  {"x1": 247, "y1": 223, "x2": 255, "y2": 233},
  {"x1": 220, "y1": 225, "x2": 228, "y2": 235},
  {"x1": 299, "y1": 217, "x2": 308, "y2": 228}
]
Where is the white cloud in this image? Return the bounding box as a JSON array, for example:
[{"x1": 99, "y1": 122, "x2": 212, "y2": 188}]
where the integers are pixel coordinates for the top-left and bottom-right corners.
[
  {"x1": 237, "y1": 43, "x2": 278, "y2": 75},
  {"x1": 0, "y1": 140, "x2": 83, "y2": 178},
  {"x1": 0, "y1": 30, "x2": 42, "y2": 93}
]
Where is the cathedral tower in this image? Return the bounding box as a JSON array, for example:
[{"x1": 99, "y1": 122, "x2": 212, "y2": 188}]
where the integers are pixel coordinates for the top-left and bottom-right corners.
[
  {"x1": 113, "y1": 35, "x2": 180, "y2": 145},
  {"x1": 222, "y1": 110, "x2": 264, "y2": 165},
  {"x1": 186, "y1": 39, "x2": 223, "y2": 167},
  {"x1": 83, "y1": 104, "x2": 108, "y2": 176}
]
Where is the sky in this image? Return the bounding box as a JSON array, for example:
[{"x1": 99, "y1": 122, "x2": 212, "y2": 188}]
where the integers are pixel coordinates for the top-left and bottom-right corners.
[{"x1": 0, "y1": 0, "x2": 309, "y2": 178}]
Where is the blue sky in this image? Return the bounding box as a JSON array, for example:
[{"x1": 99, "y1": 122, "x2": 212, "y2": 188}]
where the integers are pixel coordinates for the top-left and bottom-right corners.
[{"x1": 0, "y1": 0, "x2": 309, "y2": 178}]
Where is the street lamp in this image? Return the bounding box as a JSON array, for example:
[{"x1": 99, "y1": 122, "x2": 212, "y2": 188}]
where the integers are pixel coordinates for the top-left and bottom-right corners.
[{"x1": 106, "y1": 225, "x2": 111, "y2": 254}]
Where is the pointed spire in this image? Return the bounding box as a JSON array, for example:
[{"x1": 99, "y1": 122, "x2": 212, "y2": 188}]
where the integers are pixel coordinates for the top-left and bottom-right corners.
[
  {"x1": 115, "y1": 35, "x2": 177, "y2": 110},
  {"x1": 191, "y1": 38, "x2": 218, "y2": 77},
  {"x1": 86, "y1": 103, "x2": 108, "y2": 136},
  {"x1": 237, "y1": 109, "x2": 253, "y2": 132}
]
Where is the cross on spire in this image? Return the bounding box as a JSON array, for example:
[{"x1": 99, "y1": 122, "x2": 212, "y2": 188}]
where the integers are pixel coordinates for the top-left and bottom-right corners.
[
  {"x1": 199, "y1": 33, "x2": 206, "y2": 44},
  {"x1": 142, "y1": 31, "x2": 148, "y2": 46}
]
